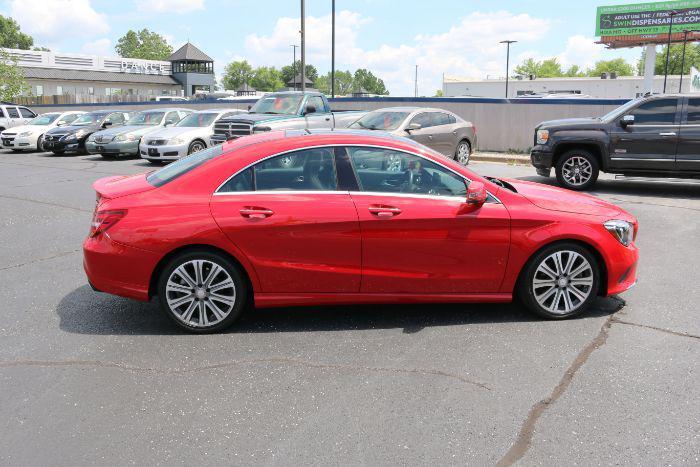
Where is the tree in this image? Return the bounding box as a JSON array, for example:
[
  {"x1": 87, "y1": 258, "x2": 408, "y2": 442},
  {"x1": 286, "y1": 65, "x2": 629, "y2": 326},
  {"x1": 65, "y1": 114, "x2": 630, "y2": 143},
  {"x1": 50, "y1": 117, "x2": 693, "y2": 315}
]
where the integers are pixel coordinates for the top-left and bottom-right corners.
[
  {"x1": 0, "y1": 15, "x2": 33, "y2": 49},
  {"x1": 250, "y1": 66, "x2": 284, "y2": 92},
  {"x1": 0, "y1": 51, "x2": 29, "y2": 101},
  {"x1": 32, "y1": 46, "x2": 50, "y2": 52},
  {"x1": 115, "y1": 29, "x2": 173, "y2": 60},
  {"x1": 638, "y1": 43, "x2": 700, "y2": 76},
  {"x1": 564, "y1": 65, "x2": 586, "y2": 77},
  {"x1": 434, "y1": 89, "x2": 444, "y2": 97},
  {"x1": 315, "y1": 70, "x2": 354, "y2": 95},
  {"x1": 513, "y1": 57, "x2": 563, "y2": 78},
  {"x1": 353, "y1": 68, "x2": 388, "y2": 95},
  {"x1": 222, "y1": 60, "x2": 254, "y2": 90},
  {"x1": 586, "y1": 58, "x2": 634, "y2": 77},
  {"x1": 281, "y1": 61, "x2": 318, "y2": 86}
]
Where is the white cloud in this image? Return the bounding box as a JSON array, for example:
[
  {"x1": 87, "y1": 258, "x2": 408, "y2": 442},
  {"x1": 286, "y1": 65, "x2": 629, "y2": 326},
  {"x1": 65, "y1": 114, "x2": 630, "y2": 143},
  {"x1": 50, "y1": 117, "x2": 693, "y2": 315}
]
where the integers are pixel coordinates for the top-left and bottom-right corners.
[
  {"x1": 81, "y1": 38, "x2": 112, "y2": 56},
  {"x1": 557, "y1": 35, "x2": 603, "y2": 70},
  {"x1": 9, "y1": 0, "x2": 109, "y2": 41},
  {"x1": 241, "y1": 10, "x2": 551, "y2": 96},
  {"x1": 136, "y1": 0, "x2": 204, "y2": 14}
]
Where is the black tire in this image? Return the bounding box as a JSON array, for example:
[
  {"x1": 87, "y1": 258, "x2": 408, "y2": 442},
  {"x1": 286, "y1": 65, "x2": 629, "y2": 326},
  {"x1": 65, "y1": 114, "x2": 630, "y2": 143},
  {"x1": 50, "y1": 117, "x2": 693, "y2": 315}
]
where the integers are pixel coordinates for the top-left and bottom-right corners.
[
  {"x1": 518, "y1": 242, "x2": 600, "y2": 320},
  {"x1": 52, "y1": 151, "x2": 65, "y2": 156},
  {"x1": 454, "y1": 140, "x2": 471, "y2": 165},
  {"x1": 147, "y1": 160, "x2": 161, "y2": 165},
  {"x1": 187, "y1": 139, "x2": 207, "y2": 155},
  {"x1": 36, "y1": 134, "x2": 44, "y2": 152},
  {"x1": 555, "y1": 149, "x2": 599, "y2": 191},
  {"x1": 157, "y1": 250, "x2": 248, "y2": 333},
  {"x1": 100, "y1": 153, "x2": 116, "y2": 159}
]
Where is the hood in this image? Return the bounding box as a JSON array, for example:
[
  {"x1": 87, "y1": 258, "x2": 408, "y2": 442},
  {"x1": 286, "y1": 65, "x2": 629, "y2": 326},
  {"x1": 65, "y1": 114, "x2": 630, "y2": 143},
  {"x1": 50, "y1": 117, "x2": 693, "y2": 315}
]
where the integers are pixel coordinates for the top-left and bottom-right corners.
[
  {"x1": 221, "y1": 113, "x2": 297, "y2": 125},
  {"x1": 503, "y1": 178, "x2": 622, "y2": 217},
  {"x1": 537, "y1": 117, "x2": 604, "y2": 130},
  {"x1": 94, "y1": 173, "x2": 155, "y2": 200},
  {"x1": 4, "y1": 124, "x2": 47, "y2": 134},
  {"x1": 144, "y1": 126, "x2": 208, "y2": 139},
  {"x1": 46, "y1": 124, "x2": 100, "y2": 135},
  {"x1": 95, "y1": 124, "x2": 160, "y2": 137}
]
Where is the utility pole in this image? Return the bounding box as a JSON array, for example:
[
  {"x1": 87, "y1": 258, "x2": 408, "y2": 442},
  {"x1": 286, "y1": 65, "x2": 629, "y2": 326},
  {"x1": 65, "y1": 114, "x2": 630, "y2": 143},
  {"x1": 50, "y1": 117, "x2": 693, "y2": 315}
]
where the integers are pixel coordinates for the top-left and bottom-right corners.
[
  {"x1": 663, "y1": 10, "x2": 679, "y2": 93},
  {"x1": 414, "y1": 64, "x2": 418, "y2": 97},
  {"x1": 291, "y1": 45, "x2": 298, "y2": 90},
  {"x1": 679, "y1": 29, "x2": 690, "y2": 93},
  {"x1": 500, "y1": 40, "x2": 517, "y2": 98},
  {"x1": 300, "y1": 0, "x2": 306, "y2": 92},
  {"x1": 331, "y1": 0, "x2": 336, "y2": 98}
]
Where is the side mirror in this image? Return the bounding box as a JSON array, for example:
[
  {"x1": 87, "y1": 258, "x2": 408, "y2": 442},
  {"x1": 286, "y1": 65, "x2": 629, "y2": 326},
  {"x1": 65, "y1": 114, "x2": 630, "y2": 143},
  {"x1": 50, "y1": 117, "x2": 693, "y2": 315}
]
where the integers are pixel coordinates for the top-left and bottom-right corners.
[
  {"x1": 247, "y1": 105, "x2": 252, "y2": 111},
  {"x1": 621, "y1": 115, "x2": 634, "y2": 127},
  {"x1": 465, "y1": 181, "x2": 487, "y2": 206},
  {"x1": 304, "y1": 104, "x2": 317, "y2": 115},
  {"x1": 405, "y1": 122, "x2": 421, "y2": 132},
  {"x1": 57, "y1": 121, "x2": 67, "y2": 126},
  {"x1": 102, "y1": 121, "x2": 112, "y2": 128}
]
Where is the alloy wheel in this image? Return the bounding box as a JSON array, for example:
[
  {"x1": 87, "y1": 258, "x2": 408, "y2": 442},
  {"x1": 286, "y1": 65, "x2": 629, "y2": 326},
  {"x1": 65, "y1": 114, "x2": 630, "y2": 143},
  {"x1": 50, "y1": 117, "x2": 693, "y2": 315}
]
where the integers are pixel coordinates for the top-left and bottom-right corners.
[
  {"x1": 188, "y1": 141, "x2": 206, "y2": 154},
  {"x1": 165, "y1": 259, "x2": 236, "y2": 328},
  {"x1": 532, "y1": 250, "x2": 594, "y2": 315},
  {"x1": 456, "y1": 142, "x2": 470, "y2": 165},
  {"x1": 561, "y1": 156, "x2": 593, "y2": 186}
]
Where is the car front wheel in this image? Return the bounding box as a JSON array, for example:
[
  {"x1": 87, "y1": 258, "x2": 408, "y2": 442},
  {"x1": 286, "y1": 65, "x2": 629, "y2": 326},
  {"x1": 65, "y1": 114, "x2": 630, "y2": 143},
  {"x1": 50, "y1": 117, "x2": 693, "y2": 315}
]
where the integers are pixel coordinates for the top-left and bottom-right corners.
[
  {"x1": 555, "y1": 149, "x2": 599, "y2": 190},
  {"x1": 187, "y1": 140, "x2": 206, "y2": 155},
  {"x1": 157, "y1": 251, "x2": 247, "y2": 333},
  {"x1": 519, "y1": 243, "x2": 600, "y2": 320}
]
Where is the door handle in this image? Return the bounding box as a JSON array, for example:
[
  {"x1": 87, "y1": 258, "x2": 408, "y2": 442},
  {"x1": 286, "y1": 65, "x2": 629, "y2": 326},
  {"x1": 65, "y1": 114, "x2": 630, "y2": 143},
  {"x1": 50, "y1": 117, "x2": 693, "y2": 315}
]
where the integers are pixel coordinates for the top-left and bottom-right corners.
[
  {"x1": 368, "y1": 205, "x2": 402, "y2": 218},
  {"x1": 659, "y1": 132, "x2": 676, "y2": 136},
  {"x1": 239, "y1": 207, "x2": 274, "y2": 219}
]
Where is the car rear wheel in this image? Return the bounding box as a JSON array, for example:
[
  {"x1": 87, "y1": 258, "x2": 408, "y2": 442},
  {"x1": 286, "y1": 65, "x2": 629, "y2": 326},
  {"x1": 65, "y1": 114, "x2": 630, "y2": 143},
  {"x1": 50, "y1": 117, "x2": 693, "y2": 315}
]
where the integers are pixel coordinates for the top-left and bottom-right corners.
[
  {"x1": 455, "y1": 140, "x2": 471, "y2": 165},
  {"x1": 555, "y1": 149, "x2": 599, "y2": 190},
  {"x1": 36, "y1": 135, "x2": 44, "y2": 152},
  {"x1": 157, "y1": 251, "x2": 247, "y2": 333},
  {"x1": 188, "y1": 140, "x2": 206, "y2": 155},
  {"x1": 519, "y1": 243, "x2": 600, "y2": 320}
]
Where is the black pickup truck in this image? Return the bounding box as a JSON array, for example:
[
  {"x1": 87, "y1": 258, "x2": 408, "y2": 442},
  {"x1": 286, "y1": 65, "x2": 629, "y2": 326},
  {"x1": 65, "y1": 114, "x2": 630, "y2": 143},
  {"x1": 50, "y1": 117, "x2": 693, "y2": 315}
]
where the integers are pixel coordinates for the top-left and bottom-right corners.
[{"x1": 530, "y1": 94, "x2": 700, "y2": 190}]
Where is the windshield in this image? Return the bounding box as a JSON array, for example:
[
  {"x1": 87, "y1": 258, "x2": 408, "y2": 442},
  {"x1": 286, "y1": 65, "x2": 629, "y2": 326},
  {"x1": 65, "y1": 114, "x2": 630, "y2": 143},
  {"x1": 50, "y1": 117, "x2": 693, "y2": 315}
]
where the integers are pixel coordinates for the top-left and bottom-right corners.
[
  {"x1": 126, "y1": 111, "x2": 165, "y2": 126},
  {"x1": 28, "y1": 114, "x2": 59, "y2": 126},
  {"x1": 176, "y1": 112, "x2": 218, "y2": 127},
  {"x1": 147, "y1": 145, "x2": 224, "y2": 187},
  {"x1": 250, "y1": 95, "x2": 303, "y2": 115},
  {"x1": 350, "y1": 111, "x2": 410, "y2": 131},
  {"x1": 600, "y1": 98, "x2": 641, "y2": 122},
  {"x1": 71, "y1": 113, "x2": 104, "y2": 126}
]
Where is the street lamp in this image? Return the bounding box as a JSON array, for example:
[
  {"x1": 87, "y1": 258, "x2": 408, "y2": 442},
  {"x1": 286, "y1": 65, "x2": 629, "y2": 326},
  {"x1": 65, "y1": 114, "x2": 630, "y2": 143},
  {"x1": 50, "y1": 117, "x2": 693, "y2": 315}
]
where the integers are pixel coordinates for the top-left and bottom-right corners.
[
  {"x1": 300, "y1": 0, "x2": 306, "y2": 92},
  {"x1": 291, "y1": 45, "x2": 298, "y2": 90},
  {"x1": 331, "y1": 0, "x2": 335, "y2": 98},
  {"x1": 663, "y1": 10, "x2": 679, "y2": 93},
  {"x1": 679, "y1": 29, "x2": 690, "y2": 93},
  {"x1": 500, "y1": 40, "x2": 517, "y2": 98}
]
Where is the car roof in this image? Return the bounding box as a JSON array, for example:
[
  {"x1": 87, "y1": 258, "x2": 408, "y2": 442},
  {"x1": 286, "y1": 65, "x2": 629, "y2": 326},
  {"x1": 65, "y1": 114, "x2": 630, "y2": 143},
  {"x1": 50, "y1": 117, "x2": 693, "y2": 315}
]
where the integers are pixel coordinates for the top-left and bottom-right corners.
[{"x1": 365, "y1": 106, "x2": 450, "y2": 113}]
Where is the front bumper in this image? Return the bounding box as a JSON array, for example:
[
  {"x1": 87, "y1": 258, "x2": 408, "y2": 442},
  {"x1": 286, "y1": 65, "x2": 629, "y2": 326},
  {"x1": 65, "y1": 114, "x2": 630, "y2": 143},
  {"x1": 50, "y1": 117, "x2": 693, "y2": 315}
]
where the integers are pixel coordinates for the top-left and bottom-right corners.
[
  {"x1": 604, "y1": 242, "x2": 639, "y2": 296},
  {"x1": 139, "y1": 143, "x2": 188, "y2": 161},
  {"x1": 43, "y1": 138, "x2": 82, "y2": 153},
  {"x1": 2, "y1": 135, "x2": 37, "y2": 150},
  {"x1": 86, "y1": 139, "x2": 139, "y2": 156},
  {"x1": 530, "y1": 145, "x2": 554, "y2": 169}
]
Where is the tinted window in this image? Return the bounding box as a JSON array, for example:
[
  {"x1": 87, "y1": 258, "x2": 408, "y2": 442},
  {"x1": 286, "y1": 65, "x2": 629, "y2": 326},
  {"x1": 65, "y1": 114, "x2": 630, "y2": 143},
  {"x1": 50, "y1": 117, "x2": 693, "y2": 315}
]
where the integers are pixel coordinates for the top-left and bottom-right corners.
[
  {"x1": 164, "y1": 111, "x2": 181, "y2": 125},
  {"x1": 7, "y1": 107, "x2": 19, "y2": 118},
  {"x1": 629, "y1": 99, "x2": 678, "y2": 125},
  {"x1": 409, "y1": 113, "x2": 433, "y2": 128},
  {"x1": 58, "y1": 114, "x2": 80, "y2": 125},
  {"x1": 255, "y1": 148, "x2": 337, "y2": 191},
  {"x1": 349, "y1": 111, "x2": 410, "y2": 131},
  {"x1": 19, "y1": 108, "x2": 35, "y2": 118},
  {"x1": 306, "y1": 95, "x2": 326, "y2": 112},
  {"x1": 686, "y1": 98, "x2": 700, "y2": 123},
  {"x1": 105, "y1": 113, "x2": 124, "y2": 124},
  {"x1": 147, "y1": 145, "x2": 223, "y2": 187},
  {"x1": 220, "y1": 168, "x2": 253, "y2": 192},
  {"x1": 347, "y1": 147, "x2": 467, "y2": 197},
  {"x1": 431, "y1": 113, "x2": 452, "y2": 126}
]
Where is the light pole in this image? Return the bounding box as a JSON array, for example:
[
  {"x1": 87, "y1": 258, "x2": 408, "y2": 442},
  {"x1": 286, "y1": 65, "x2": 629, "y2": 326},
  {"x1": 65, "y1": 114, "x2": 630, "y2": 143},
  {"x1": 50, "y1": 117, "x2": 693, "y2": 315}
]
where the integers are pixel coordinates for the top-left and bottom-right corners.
[
  {"x1": 300, "y1": 0, "x2": 306, "y2": 92},
  {"x1": 663, "y1": 10, "x2": 679, "y2": 93},
  {"x1": 291, "y1": 45, "x2": 298, "y2": 90},
  {"x1": 679, "y1": 29, "x2": 690, "y2": 93},
  {"x1": 414, "y1": 64, "x2": 418, "y2": 97},
  {"x1": 500, "y1": 40, "x2": 517, "y2": 98},
  {"x1": 331, "y1": 0, "x2": 336, "y2": 98}
]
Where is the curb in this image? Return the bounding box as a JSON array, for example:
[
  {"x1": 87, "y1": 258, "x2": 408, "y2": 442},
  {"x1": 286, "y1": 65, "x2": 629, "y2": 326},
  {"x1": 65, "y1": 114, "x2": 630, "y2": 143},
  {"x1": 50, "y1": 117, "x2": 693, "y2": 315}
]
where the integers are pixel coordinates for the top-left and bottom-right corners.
[{"x1": 471, "y1": 152, "x2": 531, "y2": 165}]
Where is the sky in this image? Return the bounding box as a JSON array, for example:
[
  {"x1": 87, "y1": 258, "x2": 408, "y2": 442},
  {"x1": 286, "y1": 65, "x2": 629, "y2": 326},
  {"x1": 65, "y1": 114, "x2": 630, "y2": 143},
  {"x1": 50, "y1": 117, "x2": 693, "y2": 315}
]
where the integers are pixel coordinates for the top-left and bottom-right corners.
[{"x1": 0, "y1": 0, "x2": 648, "y2": 96}]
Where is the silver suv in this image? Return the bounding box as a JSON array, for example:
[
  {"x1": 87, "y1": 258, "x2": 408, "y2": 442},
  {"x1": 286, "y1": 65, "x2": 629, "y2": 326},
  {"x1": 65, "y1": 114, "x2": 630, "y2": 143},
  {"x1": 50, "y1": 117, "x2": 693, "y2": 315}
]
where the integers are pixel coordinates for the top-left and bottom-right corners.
[{"x1": 0, "y1": 104, "x2": 37, "y2": 132}]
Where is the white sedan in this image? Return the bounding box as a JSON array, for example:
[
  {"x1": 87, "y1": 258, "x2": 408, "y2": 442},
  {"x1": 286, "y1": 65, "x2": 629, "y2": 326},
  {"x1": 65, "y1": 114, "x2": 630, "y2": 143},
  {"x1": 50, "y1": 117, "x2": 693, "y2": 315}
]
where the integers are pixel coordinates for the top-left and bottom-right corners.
[
  {"x1": 0, "y1": 111, "x2": 85, "y2": 152},
  {"x1": 139, "y1": 108, "x2": 244, "y2": 163}
]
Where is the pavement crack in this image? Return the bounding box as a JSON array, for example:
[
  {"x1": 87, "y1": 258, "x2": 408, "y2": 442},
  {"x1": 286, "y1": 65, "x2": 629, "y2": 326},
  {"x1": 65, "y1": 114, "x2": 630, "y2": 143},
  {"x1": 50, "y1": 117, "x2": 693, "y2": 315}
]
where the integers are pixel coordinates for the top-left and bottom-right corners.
[
  {"x1": 0, "y1": 194, "x2": 92, "y2": 213},
  {"x1": 0, "y1": 357, "x2": 491, "y2": 390},
  {"x1": 607, "y1": 197, "x2": 700, "y2": 213},
  {"x1": 496, "y1": 313, "x2": 617, "y2": 466},
  {"x1": 611, "y1": 317, "x2": 699, "y2": 340},
  {"x1": 0, "y1": 249, "x2": 81, "y2": 271}
]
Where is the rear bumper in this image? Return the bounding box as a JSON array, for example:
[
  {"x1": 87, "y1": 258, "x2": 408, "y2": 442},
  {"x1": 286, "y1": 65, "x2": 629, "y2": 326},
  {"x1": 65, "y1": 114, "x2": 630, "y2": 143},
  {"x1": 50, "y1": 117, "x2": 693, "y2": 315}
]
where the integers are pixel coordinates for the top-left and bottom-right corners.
[
  {"x1": 83, "y1": 233, "x2": 160, "y2": 301},
  {"x1": 530, "y1": 146, "x2": 554, "y2": 169}
]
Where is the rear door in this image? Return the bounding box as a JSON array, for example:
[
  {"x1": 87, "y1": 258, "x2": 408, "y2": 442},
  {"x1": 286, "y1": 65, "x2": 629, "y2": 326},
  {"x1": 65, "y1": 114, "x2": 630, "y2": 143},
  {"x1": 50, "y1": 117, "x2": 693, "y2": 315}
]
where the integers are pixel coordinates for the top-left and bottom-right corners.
[
  {"x1": 211, "y1": 147, "x2": 361, "y2": 293},
  {"x1": 6, "y1": 106, "x2": 21, "y2": 128},
  {"x1": 429, "y1": 112, "x2": 459, "y2": 155},
  {"x1": 608, "y1": 97, "x2": 680, "y2": 172},
  {"x1": 676, "y1": 96, "x2": 700, "y2": 172}
]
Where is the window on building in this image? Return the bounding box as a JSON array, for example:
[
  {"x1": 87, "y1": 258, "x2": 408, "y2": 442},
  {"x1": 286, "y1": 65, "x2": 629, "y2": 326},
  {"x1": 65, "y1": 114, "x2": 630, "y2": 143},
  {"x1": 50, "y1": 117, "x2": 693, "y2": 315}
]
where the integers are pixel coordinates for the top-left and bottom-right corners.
[
  {"x1": 88, "y1": 87, "x2": 94, "y2": 95},
  {"x1": 56, "y1": 86, "x2": 63, "y2": 96},
  {"x1": 148, "y1": 89, "x2": 154, "y2": 95},
  {"x1": 35, "y1": 85, "x2": 43, "y2": 96}
]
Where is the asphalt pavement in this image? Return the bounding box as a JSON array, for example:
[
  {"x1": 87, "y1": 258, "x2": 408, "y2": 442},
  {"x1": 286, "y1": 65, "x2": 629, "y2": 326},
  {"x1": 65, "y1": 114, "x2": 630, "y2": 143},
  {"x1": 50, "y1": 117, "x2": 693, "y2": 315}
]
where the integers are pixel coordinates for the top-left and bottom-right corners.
[{"x1": 0, "y1": 148, "x2": 697, "y2": 465}]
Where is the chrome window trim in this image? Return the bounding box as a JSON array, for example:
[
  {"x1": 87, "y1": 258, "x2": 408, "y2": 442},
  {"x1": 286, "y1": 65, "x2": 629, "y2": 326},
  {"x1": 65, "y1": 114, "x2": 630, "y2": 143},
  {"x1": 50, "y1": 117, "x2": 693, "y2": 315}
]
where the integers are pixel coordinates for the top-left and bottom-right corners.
[
  {"x1": 213, "y1": 189, "x2": 470, "y2": 203},
  {"x1": 214, "y1": 143, "x2": 500, "y2": 203}
]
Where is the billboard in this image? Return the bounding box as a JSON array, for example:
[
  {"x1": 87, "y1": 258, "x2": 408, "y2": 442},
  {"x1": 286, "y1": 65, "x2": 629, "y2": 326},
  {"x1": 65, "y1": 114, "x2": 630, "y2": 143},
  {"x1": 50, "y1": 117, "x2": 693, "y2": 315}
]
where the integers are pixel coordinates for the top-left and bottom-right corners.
[{"x1": 596, "y1": 1, "x2": 700, "y2": 37}]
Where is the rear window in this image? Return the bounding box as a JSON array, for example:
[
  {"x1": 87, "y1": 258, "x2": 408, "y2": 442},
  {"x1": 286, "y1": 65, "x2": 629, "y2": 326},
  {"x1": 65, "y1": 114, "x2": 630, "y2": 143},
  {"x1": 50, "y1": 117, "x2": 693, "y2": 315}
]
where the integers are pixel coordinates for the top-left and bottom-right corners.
[{"x1": 147, "y1": 145, "x2": 223, "y2": 187}]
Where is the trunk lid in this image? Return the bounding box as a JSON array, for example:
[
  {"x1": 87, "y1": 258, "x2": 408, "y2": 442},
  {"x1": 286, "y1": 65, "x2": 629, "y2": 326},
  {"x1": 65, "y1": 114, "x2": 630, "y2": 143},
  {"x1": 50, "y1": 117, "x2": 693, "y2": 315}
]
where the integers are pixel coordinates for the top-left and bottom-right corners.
[{"x1": 93, "y1": 173, "x2": 155, "y2": 201}]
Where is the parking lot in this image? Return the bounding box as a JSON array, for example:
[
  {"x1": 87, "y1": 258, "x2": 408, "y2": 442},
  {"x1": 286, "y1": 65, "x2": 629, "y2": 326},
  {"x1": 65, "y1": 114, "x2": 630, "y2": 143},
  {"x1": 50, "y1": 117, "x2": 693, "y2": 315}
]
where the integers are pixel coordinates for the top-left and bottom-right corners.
[{"x1": 0, "y1": 148, "x2": 698, "y2": 465}]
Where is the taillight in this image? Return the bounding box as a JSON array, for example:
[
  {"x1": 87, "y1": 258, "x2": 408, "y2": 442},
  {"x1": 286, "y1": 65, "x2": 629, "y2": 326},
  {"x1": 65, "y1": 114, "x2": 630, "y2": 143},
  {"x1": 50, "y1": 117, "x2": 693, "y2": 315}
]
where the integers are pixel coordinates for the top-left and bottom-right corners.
[{"x1": 89, "y1": 209, "x2": 126, "y2": 237}]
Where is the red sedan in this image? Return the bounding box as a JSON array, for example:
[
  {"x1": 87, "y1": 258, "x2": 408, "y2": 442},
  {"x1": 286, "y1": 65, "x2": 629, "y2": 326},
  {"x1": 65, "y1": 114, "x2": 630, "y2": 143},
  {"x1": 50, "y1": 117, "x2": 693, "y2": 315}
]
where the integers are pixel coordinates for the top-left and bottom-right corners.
[{"x1": 84, "y1": 130, "x2": 638, "y2": 333}]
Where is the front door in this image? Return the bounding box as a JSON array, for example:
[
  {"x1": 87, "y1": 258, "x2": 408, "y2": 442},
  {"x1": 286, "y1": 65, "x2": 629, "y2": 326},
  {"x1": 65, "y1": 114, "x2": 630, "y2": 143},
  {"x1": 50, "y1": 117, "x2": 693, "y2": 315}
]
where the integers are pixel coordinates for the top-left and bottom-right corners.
[
  {"x1": 345, "y1": 146, "x2": 510, "y2": 294},
  {"x1": 676, "y1": 96, "x2": 700, "y2": 172},
  {"x1": 211, "y1": 147, "x2": 361, "y2": 293},
  {"x1": 608, "y1": 97, "x2": 680, "y2": 172},
  {"x1": 405, "y1": 112, "x2": 441, "y2": 152}
]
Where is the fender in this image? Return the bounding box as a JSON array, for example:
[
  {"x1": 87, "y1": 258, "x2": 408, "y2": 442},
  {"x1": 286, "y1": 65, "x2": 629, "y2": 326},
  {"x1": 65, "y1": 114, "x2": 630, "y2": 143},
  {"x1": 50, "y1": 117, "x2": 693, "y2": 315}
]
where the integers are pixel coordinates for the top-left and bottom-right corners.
[{"x1": 549, "y1": 130, "x2": 611, "y2": 170}]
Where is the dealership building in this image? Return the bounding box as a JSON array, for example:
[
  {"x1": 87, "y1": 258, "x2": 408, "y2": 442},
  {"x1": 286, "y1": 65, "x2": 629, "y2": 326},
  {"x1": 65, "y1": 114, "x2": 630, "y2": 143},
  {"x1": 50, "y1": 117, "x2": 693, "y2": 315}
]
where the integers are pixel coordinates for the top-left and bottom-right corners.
[{"x1": 2, "y1": 42, "x2": 215, "y2": 101}]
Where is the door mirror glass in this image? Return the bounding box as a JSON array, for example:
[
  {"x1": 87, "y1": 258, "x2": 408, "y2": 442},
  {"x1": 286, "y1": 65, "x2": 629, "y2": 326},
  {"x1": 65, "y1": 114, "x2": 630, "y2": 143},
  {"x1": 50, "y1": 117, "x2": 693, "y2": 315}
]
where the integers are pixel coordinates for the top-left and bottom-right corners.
[
  {"x1": 304, "y1": 104, "x2": 316, "y2": 115},
  {"x1": 621, "y1": 114, "x2": 634, "y2": 127},
  {"x1": 405, "y1": 122, "x2": 421, "y2": 132},
  {"x1": 466, "y1": 180, "x2": 487, "y2": 206}
]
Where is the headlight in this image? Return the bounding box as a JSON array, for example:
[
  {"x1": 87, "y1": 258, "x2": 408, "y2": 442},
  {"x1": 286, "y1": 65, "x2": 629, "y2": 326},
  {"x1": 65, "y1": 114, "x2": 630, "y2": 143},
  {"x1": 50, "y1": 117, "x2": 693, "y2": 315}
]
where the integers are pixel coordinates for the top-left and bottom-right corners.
[
  {"x1": 19, "y1": 131, "x2": 33, "y2": 137},
  {"x1": 64, "y1": 133, "x2": 78, "y2": 141},
  {"x1": 536, "y1": 129, "x2": 549, "y2": 145},
  {"x1": 114, "y1": 133, "x2": 136, "y2": 142},
  {"x1": 168, "y1": 137, "x2": 186, "y2": 145},
  {"x1": 604, "y1": 220, "x2": 633, "y2": 246}
]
